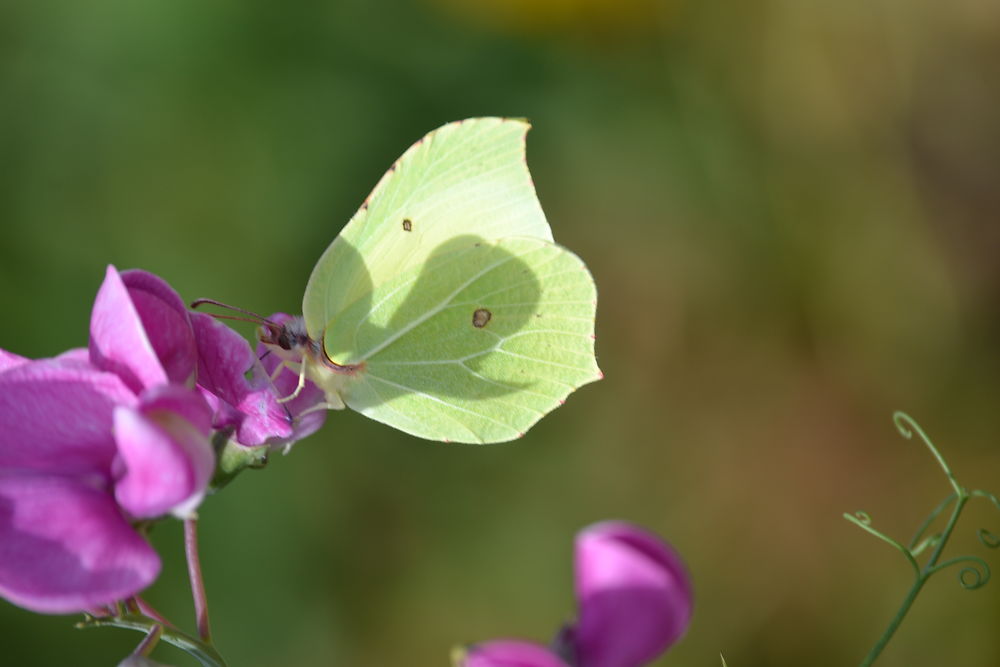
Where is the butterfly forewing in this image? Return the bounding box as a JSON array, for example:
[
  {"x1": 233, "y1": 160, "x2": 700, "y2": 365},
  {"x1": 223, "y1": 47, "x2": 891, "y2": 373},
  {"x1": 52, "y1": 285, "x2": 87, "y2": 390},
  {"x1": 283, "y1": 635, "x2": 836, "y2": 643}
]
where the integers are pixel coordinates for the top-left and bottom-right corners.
[{"x1": 303, "y1": 118, "x2": 553, "y2": 340}]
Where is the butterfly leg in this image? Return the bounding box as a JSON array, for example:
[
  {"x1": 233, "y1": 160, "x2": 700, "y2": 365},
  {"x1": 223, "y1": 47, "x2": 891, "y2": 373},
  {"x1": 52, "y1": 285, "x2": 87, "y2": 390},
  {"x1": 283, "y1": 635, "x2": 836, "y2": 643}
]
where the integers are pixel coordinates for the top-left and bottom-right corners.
[
  {"x1": 276, "y1": 360, "x2": 307, "y2": 404},
  {"x1": 268, "y1": 359, "x2": 291, "y2": 384},
  {"x1": 295, "y1": 401, "x2": 342, "y2": 418}
]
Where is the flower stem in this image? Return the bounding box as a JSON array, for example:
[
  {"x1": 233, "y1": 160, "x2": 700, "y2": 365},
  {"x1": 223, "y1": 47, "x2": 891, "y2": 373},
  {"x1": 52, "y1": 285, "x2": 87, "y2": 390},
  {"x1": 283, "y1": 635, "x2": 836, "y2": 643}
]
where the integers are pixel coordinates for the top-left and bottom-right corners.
[
  {"x1": 185, "y1": 517, "x2": 212, "y2": 642},
  {"x1": 77, "y1": 613, "x2": 227, "y2": 667},
  {"x1": 133, "y1": 624, "x2": 164, "y2": 657},
  {"x1": 133, "y1": 595, "x2": 177, "y2": 628}
]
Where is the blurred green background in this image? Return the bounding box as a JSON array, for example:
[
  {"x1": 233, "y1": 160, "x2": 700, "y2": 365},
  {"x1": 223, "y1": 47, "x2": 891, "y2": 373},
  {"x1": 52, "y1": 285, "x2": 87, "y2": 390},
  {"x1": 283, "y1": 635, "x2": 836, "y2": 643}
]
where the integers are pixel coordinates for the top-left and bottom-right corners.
[{"x1": 2, "y1": 0, "x2": 999, "y2": 665}]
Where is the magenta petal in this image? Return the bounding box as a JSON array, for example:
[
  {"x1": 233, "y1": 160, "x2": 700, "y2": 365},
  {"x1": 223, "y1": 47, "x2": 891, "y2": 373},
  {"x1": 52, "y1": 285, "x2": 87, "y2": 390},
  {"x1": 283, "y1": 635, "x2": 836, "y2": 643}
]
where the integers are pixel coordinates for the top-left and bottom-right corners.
[
  {"x1": 463, "y1": 640, "x2": 572, "y2": 667},
  {"x1": 573, "y1": 522, "x2": 693, "y2": 667},
  {"x1": 0, "y1": 349, "x2": 29, "y2": 373},
  {"x1": 0, "y1": 472, "x2": 160, "y2": 614},
  {"x1": 120, "y1": 270, "x2": 197, "y2": 386},
  {"x1": 138, "y1": 385, "x2": 215, "y2": 514},
  {"x1": 90, "y1": 266, "x2": 169, "y2": 393},
  {"x1": 140, "y1": 384, "x2": 214, "y2": 434},
  {"x1": 55, "y1": 348, "x2": 90, "y2": 364},
  {"x1": 0, "y1": 359, "x2": 135, "y2": 477},
  {"x1": 191, "y1": 312, "x2": 293, "y2": 445},
  {"x1": 261, "y1": 359, "x2": 326, "y2": 446},
  {"x1": 112, "y1": 400, "x2": 212, "y2": 520}
]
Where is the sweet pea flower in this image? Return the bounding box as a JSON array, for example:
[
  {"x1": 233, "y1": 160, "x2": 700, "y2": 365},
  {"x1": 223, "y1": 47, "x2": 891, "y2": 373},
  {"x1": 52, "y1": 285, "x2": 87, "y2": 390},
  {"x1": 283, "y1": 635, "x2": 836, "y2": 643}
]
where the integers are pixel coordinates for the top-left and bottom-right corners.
[
  {"x1": 93, "y1": 268, "x2": 316, "y2": 449},
  {"x1": 459, "y1": 522, "x2": 693, "y2": 667},
  {"x1": 0, "y1": 266, "x2": 216, "y2": 613}
]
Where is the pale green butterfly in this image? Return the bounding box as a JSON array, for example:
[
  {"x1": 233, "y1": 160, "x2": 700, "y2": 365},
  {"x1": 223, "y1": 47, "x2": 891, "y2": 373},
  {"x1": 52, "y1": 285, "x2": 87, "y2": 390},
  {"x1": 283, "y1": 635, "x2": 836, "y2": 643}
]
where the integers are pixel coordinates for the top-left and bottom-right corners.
[{"x1": 261, "y1": 117, "x2": 601, "y2": 444}]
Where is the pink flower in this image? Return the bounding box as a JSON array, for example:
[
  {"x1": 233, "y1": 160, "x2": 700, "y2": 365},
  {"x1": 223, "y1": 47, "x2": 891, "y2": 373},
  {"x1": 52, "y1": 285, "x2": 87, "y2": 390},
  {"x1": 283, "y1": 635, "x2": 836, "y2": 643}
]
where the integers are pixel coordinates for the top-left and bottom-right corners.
[
  {"x1": 0, "y1": 266, "x2": 215, "y2": 613},
  {"x1": 460, "y1": 522, "x2": 693, "y2": 667},
  {"x1": 0, "y1": 266, "x2": 328, "y2": 615}
]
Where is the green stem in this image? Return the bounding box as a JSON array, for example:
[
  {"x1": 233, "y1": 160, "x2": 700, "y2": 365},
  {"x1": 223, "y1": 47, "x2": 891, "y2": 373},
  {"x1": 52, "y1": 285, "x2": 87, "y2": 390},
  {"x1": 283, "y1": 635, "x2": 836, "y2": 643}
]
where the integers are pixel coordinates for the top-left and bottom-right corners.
[
  {"x1": 77, "y1": 614, "x2": 228, "y2": 667},
  {"x1": 857, "y1": 412, "x2": 972, "y2": 666},
  {"x1": 892, "y1": 412, "x2": 961, "y2": 497},
  {"x1": 859, "y1": 578, "x2": 926, "y2": 667},
  {"x1": 859, "y1": 493, "x2": 969, "y2": 666}
]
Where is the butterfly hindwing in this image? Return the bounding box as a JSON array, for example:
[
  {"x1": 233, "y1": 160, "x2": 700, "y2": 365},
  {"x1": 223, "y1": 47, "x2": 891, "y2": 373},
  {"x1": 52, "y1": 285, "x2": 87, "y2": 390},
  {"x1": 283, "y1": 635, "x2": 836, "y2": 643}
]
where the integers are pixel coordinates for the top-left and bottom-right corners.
[{"x1": 322, "y1": 237, "x2": 599, "y2": 443}]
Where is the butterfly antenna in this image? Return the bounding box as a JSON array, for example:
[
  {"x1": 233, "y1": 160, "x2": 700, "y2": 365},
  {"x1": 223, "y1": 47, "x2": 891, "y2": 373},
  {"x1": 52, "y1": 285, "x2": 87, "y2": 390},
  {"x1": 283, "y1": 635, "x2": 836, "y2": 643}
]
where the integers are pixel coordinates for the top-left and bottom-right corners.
[{"x1": 190, "y1": 298, "x2": 281, "y2": 327}]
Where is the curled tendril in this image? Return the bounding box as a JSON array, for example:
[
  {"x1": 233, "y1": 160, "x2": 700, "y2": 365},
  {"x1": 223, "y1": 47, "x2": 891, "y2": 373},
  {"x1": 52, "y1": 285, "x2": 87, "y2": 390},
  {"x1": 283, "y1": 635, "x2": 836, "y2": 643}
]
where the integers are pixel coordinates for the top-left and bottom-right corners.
[
  {"x1": 892, "y1": 411, "x2": 917, "y2": 438},
  {"x1": 969, "y1": 491, "x2": 1000, "y2": 550},
  {"x1": 978, "y1": 529, "x2": 1000, "y2": 549},
  {"x1": 972, "y1": 489, "x2": 1000, "y2": 510},
  {"x1": 843, "y1": 511, "x2": 920, "y2": 576},
  {"x1": 893, "y1": 411, "x2": 962, "y2": 496},
  {"x1": 929, "y1": 555, "x2": 992, "y2": 590}
]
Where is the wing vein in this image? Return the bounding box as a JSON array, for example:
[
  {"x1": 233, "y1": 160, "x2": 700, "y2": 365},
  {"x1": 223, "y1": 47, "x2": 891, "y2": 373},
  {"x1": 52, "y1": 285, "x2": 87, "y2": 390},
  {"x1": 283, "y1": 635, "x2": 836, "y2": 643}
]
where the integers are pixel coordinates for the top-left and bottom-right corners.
[{"x1": 356, "y1": 253, "x2": 519, "y2": 361}]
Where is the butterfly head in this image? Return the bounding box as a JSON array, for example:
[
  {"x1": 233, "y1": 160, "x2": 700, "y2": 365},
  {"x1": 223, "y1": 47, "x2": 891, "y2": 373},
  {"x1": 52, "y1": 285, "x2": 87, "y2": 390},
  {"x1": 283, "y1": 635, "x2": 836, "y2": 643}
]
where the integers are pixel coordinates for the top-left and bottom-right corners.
[{"x1": 258, "y1": 316, "x2": 319, "y2": 363}]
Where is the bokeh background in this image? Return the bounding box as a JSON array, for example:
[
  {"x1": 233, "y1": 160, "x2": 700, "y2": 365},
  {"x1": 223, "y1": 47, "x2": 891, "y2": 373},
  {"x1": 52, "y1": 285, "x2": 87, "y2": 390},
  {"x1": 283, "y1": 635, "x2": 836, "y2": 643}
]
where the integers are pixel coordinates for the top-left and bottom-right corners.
[{"x1": 2, "y1": 1, "x2": 999, "y2": 665}]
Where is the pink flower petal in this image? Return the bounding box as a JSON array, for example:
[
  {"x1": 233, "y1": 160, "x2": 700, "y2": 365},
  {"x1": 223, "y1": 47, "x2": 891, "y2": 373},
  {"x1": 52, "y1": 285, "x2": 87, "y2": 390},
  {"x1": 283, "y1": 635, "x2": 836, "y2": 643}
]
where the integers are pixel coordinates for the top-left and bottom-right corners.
[
  {"x1": 90, "y1": 266, "x2": 169, "y2": 393},
  {"x1": 138, "y1": 385, "x2": 215, "y2": 516},
  {"x1": 462, "y1": 640, "x2": 572, "y2": 667},
  {"x1": 191, "y1": 312, "x2": 293, "y2": 445},
  {"x1": 573, "y1": 522, "x2": 693, "y2": 667},
  {"x1": 140, "y1": 384, "x2": 214, "y2": 434},
  {"x1": 112, "y1": 398, "x2": 212, "y2": 520},
  {"x1": 0, "y1": 471, "x2": 160, "y2": 614},
  {"x1": 55, "y1": 348, "x2": 90, "y2": 364},
  {"x1": 0, "y1": 349, "x2": 29, "y2": 373},
  {"x1": 120, "y1": 269, "x2": 197, "y2": 387},
  {"x1": 0, "y1": 358, "x2": 135, "y2": 477}
]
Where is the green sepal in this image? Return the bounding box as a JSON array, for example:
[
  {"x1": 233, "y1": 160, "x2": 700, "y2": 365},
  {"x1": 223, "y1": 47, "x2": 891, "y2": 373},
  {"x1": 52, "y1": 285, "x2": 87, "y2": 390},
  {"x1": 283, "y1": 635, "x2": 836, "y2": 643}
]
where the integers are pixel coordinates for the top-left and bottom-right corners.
[{"x1": 208, "y1": 430, "x2": 269, "y2": 492}]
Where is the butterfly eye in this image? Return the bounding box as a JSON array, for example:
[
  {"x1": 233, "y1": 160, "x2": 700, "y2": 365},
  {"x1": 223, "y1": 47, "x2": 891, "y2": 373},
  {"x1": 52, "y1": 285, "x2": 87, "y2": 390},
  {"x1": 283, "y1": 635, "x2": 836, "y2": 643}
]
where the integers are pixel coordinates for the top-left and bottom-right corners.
[
  {"x1": 277, "y1": 331, "x2": 292, "y2": 350},
  {"x1": 472, "y1": 308, "x2": 492, "y2": 328}
]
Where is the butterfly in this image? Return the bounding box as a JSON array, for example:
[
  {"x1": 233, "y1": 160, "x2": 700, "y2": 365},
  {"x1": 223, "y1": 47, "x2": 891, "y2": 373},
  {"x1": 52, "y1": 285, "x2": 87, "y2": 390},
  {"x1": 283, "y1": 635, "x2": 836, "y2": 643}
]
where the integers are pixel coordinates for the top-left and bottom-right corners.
[{"x1": 260, "y1": 117, "x2": 600, "y2": 444}]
